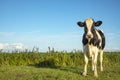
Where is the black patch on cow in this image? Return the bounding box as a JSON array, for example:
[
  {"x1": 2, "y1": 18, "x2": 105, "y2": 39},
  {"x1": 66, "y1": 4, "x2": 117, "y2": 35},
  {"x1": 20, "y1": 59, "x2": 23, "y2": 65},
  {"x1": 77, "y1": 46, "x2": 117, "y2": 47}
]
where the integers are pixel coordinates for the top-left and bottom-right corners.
[
  {"x1": 97, "y1": 30, "x2": 105, "y2": 49},
  {"x1": 82, "y1": 33, "x2": 88, "y2": 45},
  {"x1": 82, "y1": 28, "x2": 104, "y2": 49}
]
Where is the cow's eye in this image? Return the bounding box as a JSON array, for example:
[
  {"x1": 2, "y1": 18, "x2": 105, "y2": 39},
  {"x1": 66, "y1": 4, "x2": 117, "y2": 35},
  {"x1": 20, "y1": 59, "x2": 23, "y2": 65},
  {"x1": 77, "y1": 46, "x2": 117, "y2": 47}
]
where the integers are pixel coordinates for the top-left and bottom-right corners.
[{"x1": 91, "y1": 28, "x2": 95, "y2": 32}]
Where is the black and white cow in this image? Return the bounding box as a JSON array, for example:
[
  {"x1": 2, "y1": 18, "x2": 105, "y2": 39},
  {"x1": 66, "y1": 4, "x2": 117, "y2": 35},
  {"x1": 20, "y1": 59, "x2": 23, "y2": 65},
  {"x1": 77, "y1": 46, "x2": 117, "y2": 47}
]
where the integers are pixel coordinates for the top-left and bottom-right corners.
[{"x1": 77, "y1": 18, "x2": 105, "y2": 77}]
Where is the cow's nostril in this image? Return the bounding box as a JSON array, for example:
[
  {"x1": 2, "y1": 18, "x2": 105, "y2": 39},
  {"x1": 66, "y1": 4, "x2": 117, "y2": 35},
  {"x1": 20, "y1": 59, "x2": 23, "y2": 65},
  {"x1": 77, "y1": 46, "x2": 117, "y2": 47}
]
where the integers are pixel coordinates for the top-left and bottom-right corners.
[{"x1": 87, "y1": 34, "x2": 92, "y2": 38}]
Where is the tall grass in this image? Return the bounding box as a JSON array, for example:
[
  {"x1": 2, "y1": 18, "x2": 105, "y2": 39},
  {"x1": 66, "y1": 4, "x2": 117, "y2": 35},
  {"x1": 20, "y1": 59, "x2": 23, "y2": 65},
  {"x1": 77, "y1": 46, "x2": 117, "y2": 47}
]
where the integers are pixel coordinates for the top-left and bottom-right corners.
[{"x1": 0, "y1": 47, "x2": 120, "y2": 67}]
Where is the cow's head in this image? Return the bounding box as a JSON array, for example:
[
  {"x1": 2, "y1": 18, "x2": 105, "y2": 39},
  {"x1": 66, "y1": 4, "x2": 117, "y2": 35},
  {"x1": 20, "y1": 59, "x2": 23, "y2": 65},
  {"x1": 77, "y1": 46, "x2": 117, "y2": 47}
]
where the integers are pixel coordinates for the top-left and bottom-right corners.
[{"x1": 77, "y1": 18, "x2": 102, "y2": 39}]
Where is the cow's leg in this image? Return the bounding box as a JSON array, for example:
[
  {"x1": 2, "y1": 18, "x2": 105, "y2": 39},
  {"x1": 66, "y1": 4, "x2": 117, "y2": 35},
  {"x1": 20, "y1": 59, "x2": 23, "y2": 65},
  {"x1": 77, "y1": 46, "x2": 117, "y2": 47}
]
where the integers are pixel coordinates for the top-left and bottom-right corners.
[
  {"x1": 92, "y1": 55, "x2": 94, "y2": 71},
  {"x1": 83, "y1": 54, "x2": 88, "y2": 76},
  {"x1": 100, "y1": 50, "x2": 103, "y2": 71},
  {"x1": 93, "y1": 48, "x2": 98, "y2": 77}
]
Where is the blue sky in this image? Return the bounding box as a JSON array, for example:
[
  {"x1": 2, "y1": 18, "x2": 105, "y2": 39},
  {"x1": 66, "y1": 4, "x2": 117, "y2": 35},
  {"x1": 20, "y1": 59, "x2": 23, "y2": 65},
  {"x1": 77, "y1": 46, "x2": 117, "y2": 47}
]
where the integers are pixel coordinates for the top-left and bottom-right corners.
[{"x1": 0, "y1": 0, "x2": 120, "y2": 52}]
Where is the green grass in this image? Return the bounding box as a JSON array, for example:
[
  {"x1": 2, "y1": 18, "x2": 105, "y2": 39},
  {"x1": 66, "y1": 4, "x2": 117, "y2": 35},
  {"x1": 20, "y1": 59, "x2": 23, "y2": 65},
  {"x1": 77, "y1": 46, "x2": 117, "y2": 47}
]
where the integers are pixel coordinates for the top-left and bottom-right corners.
[
  {"x1": 0, "y1": 65, "x2": 119, "y2": 80},
  {"x1": 0, "y1": 51, "x2": 120, "y2": 80}
]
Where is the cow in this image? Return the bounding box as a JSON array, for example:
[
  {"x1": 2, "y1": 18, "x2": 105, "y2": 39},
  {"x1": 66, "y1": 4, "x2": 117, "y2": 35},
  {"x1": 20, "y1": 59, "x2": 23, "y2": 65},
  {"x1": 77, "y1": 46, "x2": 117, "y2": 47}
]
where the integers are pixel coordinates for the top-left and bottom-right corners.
[{"x1": 77, "y1": 18, "x2": 105, "y2": 77}]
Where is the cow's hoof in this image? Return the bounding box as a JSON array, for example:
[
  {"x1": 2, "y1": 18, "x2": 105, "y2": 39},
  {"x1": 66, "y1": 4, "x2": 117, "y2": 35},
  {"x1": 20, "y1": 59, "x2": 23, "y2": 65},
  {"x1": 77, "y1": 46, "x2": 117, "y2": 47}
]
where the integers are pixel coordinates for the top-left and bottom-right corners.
[
  {"x1": 82, "y1": 72, "x2": 87, "y2": 77},
  {"x1": 94, "y1": 74, "x2": 98, "y2": 78}
]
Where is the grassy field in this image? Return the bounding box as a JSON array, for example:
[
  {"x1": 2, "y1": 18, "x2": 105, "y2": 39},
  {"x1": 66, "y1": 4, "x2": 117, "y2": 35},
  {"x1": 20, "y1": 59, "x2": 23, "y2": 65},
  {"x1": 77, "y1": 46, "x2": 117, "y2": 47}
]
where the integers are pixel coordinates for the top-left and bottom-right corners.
[
  {"x1": 0, "y1": 65, "x2": 119, "y2": 80},
  {"x1": 0, "y1": 51, "x2": 120, "y2": 80}
]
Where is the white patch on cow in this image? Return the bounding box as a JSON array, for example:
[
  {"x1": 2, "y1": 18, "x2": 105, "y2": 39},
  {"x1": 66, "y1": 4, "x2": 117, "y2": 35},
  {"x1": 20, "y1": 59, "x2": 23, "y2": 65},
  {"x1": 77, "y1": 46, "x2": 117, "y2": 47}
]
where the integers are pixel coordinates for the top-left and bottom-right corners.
[
  {"x1": 83, "y1": 43, "x2": 99, "y2": 77},
  {"x1": 83, "y1": 44, "x2": 99, "y2": 77},
  {"x1": 83, "y1": 44, "x2": 98, "y2": 57},
  {"x1": 85, "y1": 18, "x2": 93, "y2": 28},
  {"x1": 85, "y1": 18, "x2": 94, "y2": 39}
]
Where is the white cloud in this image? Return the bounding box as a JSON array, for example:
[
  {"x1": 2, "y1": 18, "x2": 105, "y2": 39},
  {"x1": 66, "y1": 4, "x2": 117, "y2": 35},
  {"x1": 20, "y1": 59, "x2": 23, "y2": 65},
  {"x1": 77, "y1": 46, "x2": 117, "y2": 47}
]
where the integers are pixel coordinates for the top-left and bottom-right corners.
[
  {"x1": 105, "y1": 47, "x2": 120, "y2": 52},
  {"x1": 0, "y1": 43, "x2": 25, "y2": 50},
  {"x1": 11, "y1": 43, "x2": 25, "y2": 49},
  {"x1": 0, "y1": 44, "x2": 4, "y2": 49}
]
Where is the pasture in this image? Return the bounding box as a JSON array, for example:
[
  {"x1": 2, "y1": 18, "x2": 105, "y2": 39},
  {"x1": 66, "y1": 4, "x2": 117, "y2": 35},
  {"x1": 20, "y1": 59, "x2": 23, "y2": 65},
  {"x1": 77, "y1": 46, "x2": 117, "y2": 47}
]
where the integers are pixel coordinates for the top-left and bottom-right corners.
[{"x1": 0, "y1": 50, "x2": 120, "y2": 80}]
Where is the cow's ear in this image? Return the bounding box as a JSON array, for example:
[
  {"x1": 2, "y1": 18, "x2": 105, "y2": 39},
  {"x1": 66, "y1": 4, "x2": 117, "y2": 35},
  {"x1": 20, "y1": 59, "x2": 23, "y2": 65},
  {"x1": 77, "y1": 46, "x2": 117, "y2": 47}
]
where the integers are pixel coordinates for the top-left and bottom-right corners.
[
  {"x1": 95, "y1": 21, "x2": 102, "y2": 27},
  {"x1": 77, "y1": 22, "x2": 85, "y2": 27}
]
